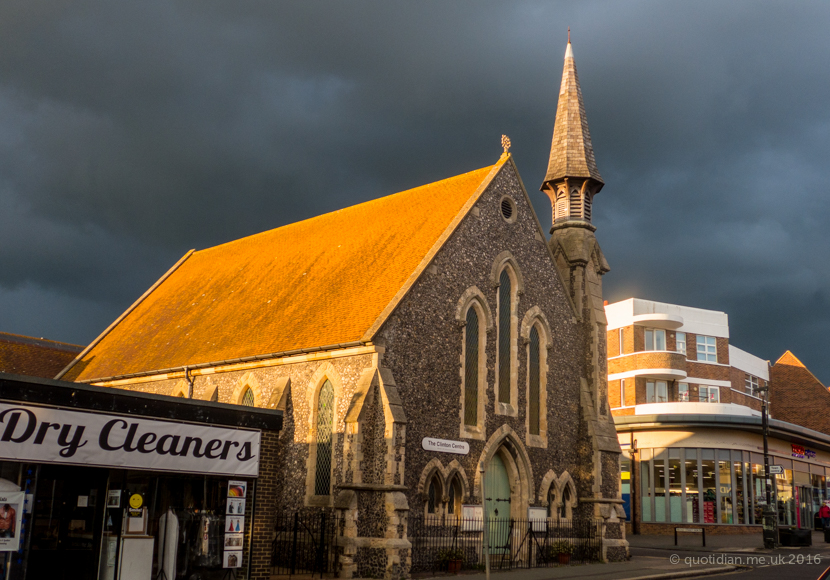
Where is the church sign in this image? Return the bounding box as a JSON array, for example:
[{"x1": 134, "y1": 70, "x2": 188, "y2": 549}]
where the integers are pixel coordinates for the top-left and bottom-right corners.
[
  {"x1": 0, "y1": 402, "x2": 261, "y2": 477},
  {"x1": 422, "y1": 437, "x2": 469, "y2": 455}
]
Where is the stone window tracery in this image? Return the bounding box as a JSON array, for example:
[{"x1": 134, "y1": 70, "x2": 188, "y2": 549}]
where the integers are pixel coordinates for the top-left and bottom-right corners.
[
  {"x1": 240, "y1": 387, "x2": 255, "y2": 407},
  {"x1": 498, "y1": 269, "x2": 512, "y2": 405},
  {"x1": 313, "y1": 379, "x2": 334, "y2": 496},
  {"x1": 464, "y1": 307, "x2": 480, "y2": 427}
]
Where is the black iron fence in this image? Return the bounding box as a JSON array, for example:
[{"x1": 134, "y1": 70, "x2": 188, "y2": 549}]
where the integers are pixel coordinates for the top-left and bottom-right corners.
[
  {"x1": 272, "y1": 512, "x2": 338, "y2": 577},
  {"x1": 408, "y1": 516, "x2": 603, "y2": 573}
]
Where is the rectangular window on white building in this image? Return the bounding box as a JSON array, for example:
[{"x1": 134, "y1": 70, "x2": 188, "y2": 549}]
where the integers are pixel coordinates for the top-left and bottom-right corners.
[
  {"x1": 645, "y1": 328, "x2": 666, "y2": 351},
  {"x1": 696, "y1": 335, "x2": 717, "y2": 362},
  {"x1": 678, "y1": 383, "x2": 689, "y2": 402},
  {"x1": 699, "y1": 386, "x2": 719, "y2": 403},
  {"x1": 647, "y1": 380, "x2": 668, "y2": 403},
  {"x1": 676, "y1": 332, "x2": 686, "y2": 355},
  {"x1": 745, "y1": 374, "x2": 759, "y2": 395}
]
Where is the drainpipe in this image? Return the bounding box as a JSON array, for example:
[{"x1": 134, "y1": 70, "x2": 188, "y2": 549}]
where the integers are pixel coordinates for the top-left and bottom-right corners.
[{"x1": 184, "y1": 366, "x2": 194, "y2": 398}]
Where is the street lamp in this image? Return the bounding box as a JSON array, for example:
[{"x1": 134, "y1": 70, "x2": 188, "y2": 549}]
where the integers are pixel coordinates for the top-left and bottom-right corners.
[{"x1": 754, "y1": 383, "x2": 777, "y2": 549}]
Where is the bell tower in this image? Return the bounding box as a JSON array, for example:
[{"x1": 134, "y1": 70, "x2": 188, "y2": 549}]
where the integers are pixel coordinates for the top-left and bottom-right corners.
[{"x1": 542, "y1": 34, "x2": 627, "y2": 561}]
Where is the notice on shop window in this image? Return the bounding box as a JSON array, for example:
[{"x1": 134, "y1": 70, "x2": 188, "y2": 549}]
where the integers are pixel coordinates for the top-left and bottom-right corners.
[{"x1": 0, "y1": 492, "x2": 25, "y2": 552}]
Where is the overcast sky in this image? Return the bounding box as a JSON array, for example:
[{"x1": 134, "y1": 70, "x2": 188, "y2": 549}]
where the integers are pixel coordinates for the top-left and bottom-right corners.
[{"x1": 1, "y1": 1, "x2": 829, "y2": 383}]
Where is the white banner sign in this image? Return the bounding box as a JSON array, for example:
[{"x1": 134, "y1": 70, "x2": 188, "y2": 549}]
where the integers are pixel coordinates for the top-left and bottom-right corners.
[
  {"x1": 0, "y1": 403, "x2": 260, "y2": 477},
  {"x1": 422, "y1": 437, "x2": 469, "y2": 455},
  {"x1": 0, "y1": 492, "x2": 24, "y2": 552}
]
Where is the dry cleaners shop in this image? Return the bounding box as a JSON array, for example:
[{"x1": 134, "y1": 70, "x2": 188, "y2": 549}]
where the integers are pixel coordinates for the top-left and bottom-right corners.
[{"x1": 0, "y1": 374, "x2": 281, "y2": 580}]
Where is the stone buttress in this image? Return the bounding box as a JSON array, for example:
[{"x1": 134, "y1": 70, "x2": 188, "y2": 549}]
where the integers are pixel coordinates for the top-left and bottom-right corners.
[{"x1": 335, "y1": 360, "x2": 410, "y2": 579}]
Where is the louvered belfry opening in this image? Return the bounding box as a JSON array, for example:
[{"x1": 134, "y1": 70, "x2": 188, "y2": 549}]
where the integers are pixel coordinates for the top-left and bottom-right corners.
[
  {"x1": 529, "y1": 326, "x2": 541, "y2": 435},
  {"x1": 314, "y1": 379, "x2": 334, "y2": 495},
  {"x1": 464, "y1": 307, "x2": 479, "y2": 426},
  {"x1": 584, "y1": 193, "x2": 592, "y2": 221},
  {"x1": 569, "y1": 188, "x2": 582, "y2": 219},
  {"x1": 498, "y1": 269, "x2": 512, "y2": 404}
]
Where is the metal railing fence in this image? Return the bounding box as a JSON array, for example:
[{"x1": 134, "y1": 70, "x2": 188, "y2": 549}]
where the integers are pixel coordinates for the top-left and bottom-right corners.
[{"x1": 408, "y1": 516, "x2": 602, "y2": 573}]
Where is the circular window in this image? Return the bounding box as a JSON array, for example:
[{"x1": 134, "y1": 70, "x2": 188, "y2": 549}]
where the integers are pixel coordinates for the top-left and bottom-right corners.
[{"x1": 500, "y1": 196, "x2": 516, "y2": 222}]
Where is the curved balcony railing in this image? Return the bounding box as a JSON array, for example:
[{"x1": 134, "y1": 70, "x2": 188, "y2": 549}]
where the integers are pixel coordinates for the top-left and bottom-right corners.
[{"x1": 608, "y1": 351, "x2": 687, "y2": 380}]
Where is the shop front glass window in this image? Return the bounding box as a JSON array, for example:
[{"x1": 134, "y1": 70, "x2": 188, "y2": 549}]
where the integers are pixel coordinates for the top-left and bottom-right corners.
[
  {"x1": 621, "y1": 456, "x2": 631, "y2": 521},
  {"x1": 751, "y1": 463, "x2": 765, "y2": 524},
  {"x1": 719, "y1": 452, "x2": 733, "y2": 524},
  {"x1": 813, "y1": 474, "x2": 827, "y2": 527},
  {"x1": 654, "y1": 451, "x2": 667, "y2": 522},
  {"x1": 701, "y1": 450, "x2": 716, "y2": 523},
  {"x1": 733, "y1": 451, "x2": 745, "y2": 524},
  {"x1": 777, "y1": 468, "x2": 795, "y2": 526},
  {"x1": 669, "y1": 450, "x2": 682, "y2": 522},
  {"x1": 641, "y1": 450, "x2": 652, "y2": 522},
  {"x1": 685, "y1": 451, "x2": 700, "y2": 523}
]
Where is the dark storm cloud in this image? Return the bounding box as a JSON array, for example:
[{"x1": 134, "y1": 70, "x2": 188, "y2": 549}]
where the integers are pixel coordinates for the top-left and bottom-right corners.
[{"x1": 1, "y1": 0, "x2": 829, "y2": 381}]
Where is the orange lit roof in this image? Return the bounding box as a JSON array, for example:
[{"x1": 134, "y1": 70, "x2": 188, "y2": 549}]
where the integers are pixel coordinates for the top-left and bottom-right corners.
[
  {"x1": 0, "y1": 332, "x2": 83, "y2": 379},
  {"x1": 64, "y1": 160, "x2": 503, "y2": 382}
]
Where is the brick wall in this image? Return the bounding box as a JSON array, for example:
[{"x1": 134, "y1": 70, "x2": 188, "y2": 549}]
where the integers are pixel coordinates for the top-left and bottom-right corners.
[
  {"x1": 607, "y1": 329, "x2": 621, "y2": 358},
  {"x1": 770, "y1": 352, "x2": 830, "y2": 433},
  {"x1": 250, "y1": 430, "x2": 280, "y2": 580}
]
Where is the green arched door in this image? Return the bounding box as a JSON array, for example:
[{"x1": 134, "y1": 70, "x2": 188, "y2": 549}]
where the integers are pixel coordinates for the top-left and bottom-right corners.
[{"x1": 485, "y1": 453, "x2": 511, "y2": 552}]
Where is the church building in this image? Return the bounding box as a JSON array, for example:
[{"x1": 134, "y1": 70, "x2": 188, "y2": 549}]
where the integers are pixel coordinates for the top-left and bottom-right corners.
[{"x1": 58, "y1": 40, "x2": 627, "y2": 578}]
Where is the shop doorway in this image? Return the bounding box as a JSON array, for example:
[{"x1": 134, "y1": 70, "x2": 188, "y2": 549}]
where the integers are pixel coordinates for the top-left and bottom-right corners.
[
  {"x1": 797, "y1": 486, "x2": 813, "y2": 530},
  {"x1": 28, "y1": 465, "x2": 109, "y2": 580}
]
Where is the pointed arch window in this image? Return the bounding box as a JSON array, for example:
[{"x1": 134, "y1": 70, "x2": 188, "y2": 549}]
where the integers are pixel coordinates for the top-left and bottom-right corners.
[
  {"x1": 314, "y1": 380, "x2": 334, "y2": 496},
  {"x1": 548, "y1": 486, "x2": 558, "y2": 518},
  {"x1": 464, "y1": 307, "x2": 479, "y2": 427},
  {"x1": 560, "y1": 485, "x2": 571, "y2": 519},
  {"x1": 528, "y1": 326, "x2": 541, "y2": 435},
  {"x1": 240, "y1": 387, "x2": 255, "y2": 407},
  {"x1": 498, "y1": 269, "x2": 512, "y2": 404},
  {"x1": 427, "y1": 479, "x2": 438, "y2": 514},
  {"x1": 447, "y1": 476, "x2": 461, "y2": 518}
]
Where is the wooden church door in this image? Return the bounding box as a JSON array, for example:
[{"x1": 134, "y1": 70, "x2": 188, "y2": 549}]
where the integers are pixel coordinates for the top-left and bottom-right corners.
[{"x1": 485, "y1": 453, "x2": 511, "y2": 552}]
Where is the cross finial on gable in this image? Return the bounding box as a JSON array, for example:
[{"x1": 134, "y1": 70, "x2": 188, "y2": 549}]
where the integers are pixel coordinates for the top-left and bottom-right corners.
[{"x1": 501, "y1": 134, "x2": 511, "y2": 153}]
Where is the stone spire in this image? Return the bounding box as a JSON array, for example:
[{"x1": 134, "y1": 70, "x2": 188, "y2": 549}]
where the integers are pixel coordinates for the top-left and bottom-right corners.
[{"x1": 541, "y1": 37, "x2": 604, "y2": 225}]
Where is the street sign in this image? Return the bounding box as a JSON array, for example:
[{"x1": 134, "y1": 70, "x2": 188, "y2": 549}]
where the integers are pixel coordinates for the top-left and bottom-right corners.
[{"x1": 768, "y1": 465, "x2": 784, "y2": 475}]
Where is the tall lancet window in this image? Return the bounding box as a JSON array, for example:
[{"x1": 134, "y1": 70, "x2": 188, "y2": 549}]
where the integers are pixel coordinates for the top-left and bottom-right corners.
[
  {"x1": 314, "y1": 380, "x2": 334, "y2": 495},
  {"x1": 528, "y1": 326, "x2": 541, "y2": 435},
  {"x1": 464, "y1": 307, "x2": 479, "y2": 426},
  {"x1": 498, "y1": 270, "x2": 512, "y2": 404}
]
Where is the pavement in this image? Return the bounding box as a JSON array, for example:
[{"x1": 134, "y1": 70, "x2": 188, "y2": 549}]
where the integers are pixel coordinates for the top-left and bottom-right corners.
[
  {"x1": 417, "y1": 558, "x2": 736, "y2": 580},
  {"x1": 417, "y1": 531, "x2": 830, "y2": 580}
]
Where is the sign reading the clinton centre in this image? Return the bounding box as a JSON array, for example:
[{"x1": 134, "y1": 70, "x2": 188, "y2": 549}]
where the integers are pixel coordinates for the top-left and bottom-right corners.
[
  {"x1": 422, "y1": 437, "x2": 469, "y2": 455},
  {"x1": 0, "y1": 403, "x2": 260, "y2": 477}
]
